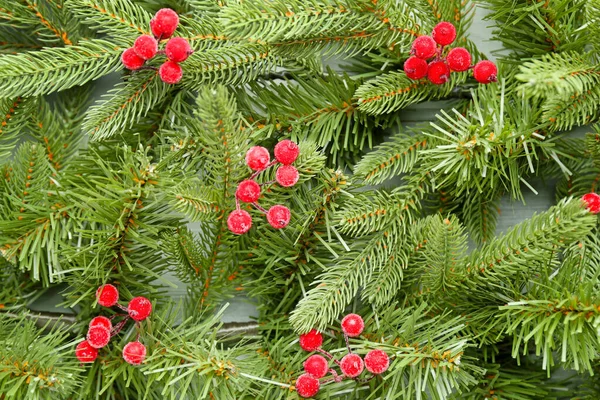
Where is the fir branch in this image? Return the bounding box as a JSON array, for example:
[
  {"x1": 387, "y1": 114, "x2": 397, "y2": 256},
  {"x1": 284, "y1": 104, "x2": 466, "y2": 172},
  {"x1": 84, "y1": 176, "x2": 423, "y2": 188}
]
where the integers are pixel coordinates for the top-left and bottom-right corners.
[
  {"x1": 65, "y1": 0, "x2": 152, "y2": 38},
  {"x1": 169, "y1": 181, "x2": 221, "y2": 222},
  {"x1": 461, "y1": 190, "x2": 501, "y2": 245},
  {"x1": 0, "y1": 97, "x2": 36, "y2": 160}
]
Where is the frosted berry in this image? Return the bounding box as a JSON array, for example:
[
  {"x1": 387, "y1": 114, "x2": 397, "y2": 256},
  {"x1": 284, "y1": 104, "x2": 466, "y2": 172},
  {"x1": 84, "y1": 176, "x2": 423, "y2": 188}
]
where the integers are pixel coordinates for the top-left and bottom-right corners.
[
  {"x1": 274, "y1": 140, "x2": 299, "y2": 165},
  {"x1": 411, "y1": 36, "x2": 437, "y2": 59},
  {"x1": 404, "y1": 56, "x2": 428, "y2": 80},
  {"x1": 227, "y1": 210, "x2": 252, "y2": 234},
  {"x1": 473, "y1": 60, "x2": 497, "y2": 84},
  {"x1": 245, "y1": 146, "x2": 270, "y2": 171},
  {"x1": 165, "y1": 37, "x2": 192, "y2": 63},
  {"x1": 236, "y1": 180, "x2": 261, "y2": 203},
  {"x1": 340, "y1": 353, "x2": 364, "y2": 378},
  {"x1": 123, "y1": 341, "x2": 146, "y2": 365},
  {"x1": 583, "y1": 193, "x2": 600, "y2": 214},
  {"x1": 159, "y1": 61, "x2": 183, "y2": 85},
  {"x1": 296, "y1": 373, "x2": 320, "y2": 398},
  {"x1": 276, "y1": 165, "x2": 299, "y2": 187},
  {"x1": 133, "y1": 35, "x2": 158, "y2": 60},
  {"x1": 150, "y1": 8, "x2": 179, "y2": 39},
  {"x1": 89, "y1": 316, "x2": 112, "y2": 331},
  {"x1": 96, "y1": 284, "x2": 119, "y2": 307},
  {"x1": 303, "y1": 354, "x2": 329, "y2": 378},
  {"x1": 427, "y1": 61, "x2": 450, "y2": 85},
  {"x1": 341, "y1": 313, "x2": 364, "y2": 337},
  {"x1": 299, "y1": 329, "x2": 323, "y2": 351},
  {"x1": 121, "y1": 48, "x2": 145, "y2": 71},
  {"x1": 446, "y1": 47, "x2": 472, "y2": 72},
  {"x1": 266, "y1": 205, "x2": 291, "y2": 229},
  {"x1": 75, "y1": 340, "x2": 98, "y2": 363},
  {"x1": 86, "y1": 325, "x2": 110, "y2": 348},
  {"x1": 128, "y1": 296, "x2": 152, "y2": 321},
  {"x1": 364, "y1": 349, "x2": 390, "y2": 374},
  {"x1": 432, "y1": 22, "x2": 457, "y2": 46}
]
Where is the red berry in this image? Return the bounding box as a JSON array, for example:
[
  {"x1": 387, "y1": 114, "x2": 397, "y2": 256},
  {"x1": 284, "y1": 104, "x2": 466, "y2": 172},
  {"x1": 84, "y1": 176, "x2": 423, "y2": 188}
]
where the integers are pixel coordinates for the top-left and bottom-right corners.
[
  {"x1": 89, "y1": 316, "x2": 112, "y2": 331},
  {"x1": 340, "y1": 353, "x2": 364, "y2": 378},
  {"x1": 227, "y1": 210, "x2": 252, "y2": 234},
  {"x1": 165, "y1": 37, "x2": 192, "y2": 63},
  {"x1": 274, "y1": 140, "x2": 299, "y2": 165},
  {"x1": 128, "y1": 296, "x2": 152, "y2": 321},
  {"x1": 75, "y1": 340, "x2": 98, "y2": 363},
  {"x1": 364, "y1": 349, "x2": 390, "y2": 374},
  {"x1": 276, "y1": 165, "x2": 299, "y2": 187},
  {"x1": 299, "y1": 329, "x2": 323, "y2": 351},
  {"x1": 266, "y1": 205, "x2": 291, "y2": 229},
  {"x1": 583, "y1": 193, "x2": 600, "y2": 214},
  {"x1": 303, "y1": 354, "x2": 329, "y2": 378},
  {"x1": 236, "y1": 180, "x2": 261, "y2": 203},
  {"x1": 473, "y1": 60, "x2": 497, "y2": 84},
  {"x1": 150, "y1": 8, "x2": 179, "y2": 39},
  {"x1": 341, "y1": 313, "x2": 364, "y2": 337},
  {"x1": 411, "y1": 36, "x2": 437, "y2": 59},
  {"x1": 446, "y1": 47, "x2": 472, "y2": 72},
  {"x1": 432, "y1": 22, "x2": 457, "y2": 46},
  {"x1": 121, "y1": 48, "x2": 145, "y2": 71},
  {"x1": 123, "y1": 341, "x2": 146, "y2": 365},
  {"x1": 427, "y1": 61, "x2": 451, "y2": 85},
  {"x1": 96, "y1": 284, "x2": 119, "y2": 307},
  {"x1": 86, "y1": 325, "x2": 111, "y2": 349},
  {"x1": 133, "y1": 35, "x2": 158, "y2": 60},
  {"x1": 245, "y1": 146, "x2": 271, "y2": 171},
  {"x1": 404, "y1": 56, "x2": 428, "y2": 80},
  {"x1": 159, "y1": 61, "x2": 183, "y2": 85},
  {"x1": 295, "y1": 373, "x2": 320, "y2": 398}
]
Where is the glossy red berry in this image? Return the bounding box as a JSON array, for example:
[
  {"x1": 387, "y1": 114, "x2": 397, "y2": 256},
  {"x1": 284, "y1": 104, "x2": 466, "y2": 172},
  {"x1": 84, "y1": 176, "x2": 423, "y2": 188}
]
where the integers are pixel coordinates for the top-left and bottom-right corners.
[
  {"x1": 123, "y1": 341, "x2": 146, "y2": 365},
  {"x1": 96, "y1": 284, "x2": 119, "y2": 307},
  {"x1": 404, "y1": 56, "x2": 428, "y2": 80},
  {"x1": 165, "y1": 37, "x2": 192, "y2": 62},
  {"x1": 411, "y1": 36, "x2": 437, "y2": 59},
  {"x1": 446, "y1": 47, "x2": 472, "y2": 72},
  {"x1": 341, "y1": 313, "x2": 364, "y2": 337},
  {"x1": 340, "y1": 353, "x2": 364, "y2": 378},
  {"x1": 473, "y1": 60, "x2": 497, "y2": 84},
  {"x1": 364, "y1": 349, "x2": 390, "y2": 374},
  {"x1": 432, "y1": 22, "x2": 457, "y2": 46},
  {"x1": 227, "y1": 210, "x2": 252, "y2": 234},
  {"x1": 150, "y1": 8, "x2": 179, "y2": 39},
  {"x1": 245, "y1": 146, "x2": 270, "y2": 171},
  {"x1": 87, "y1": 325, "x2": 110, "y2": 348},
  {"x1": 75, "y1": 340, "x2": 98, "y2": 363},
  {"x1": 266, "y1": 205, "x2": 291, "y2": 229},
  {"x1": 299, "y1": 329, "x2": 323, "y2": 351},
  {"x1": 236, "y1": 180, "x2": 261, "y2": 203},
  {"x1": 274, "y1": 140, "x2": 299, "y2": 165},
  {"x1": 276, "y1": 165, "x2": 299, "y2": 187},
  {"x1": 303, "y1": 354, "x2": 329, "y2": 378},
  {"x1": 133, "y1": 35, "x2": 158, "y2": 60},
  {"x1": 128, "y1": 296, "x2": 152, "y2": 321},
  {"x1": 583, "y1": 193, "x2": 600, "y2": 214},
  {"x1": 427, "y1": 61, "x2": 451, "y2": 85},
  {"x1": 159, "y1": 61, "x2": 183, "y2": 84},
  {"x1": 121, "y1": 48, "x2": 145, "y2": 70},
  {"x1": 89, "y1": 316, "x2": 112, "y2": 331},
  {"x1": 296, "y1": 373, "x2": 320, "y2": 398}
]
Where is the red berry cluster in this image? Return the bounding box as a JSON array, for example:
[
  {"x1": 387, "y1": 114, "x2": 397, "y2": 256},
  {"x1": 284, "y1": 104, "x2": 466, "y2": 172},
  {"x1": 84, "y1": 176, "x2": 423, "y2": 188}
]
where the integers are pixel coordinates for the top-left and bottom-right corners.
[
  {"x1": 75, "y1": 284, "x2": 152, "y2": 365},
  {"x1": 227, "y1": 140, "x2": 300, "y2": 235},
  {"x1": 404, "y1": 22, "x2": 498, "y2": 85},
  {"x1": 583, "y1": 192, "x2": 600, "y2": 214},
  {"x1": 295, "y1": 314, "x2": 390, "y2": 398},
  {"x1": 120, "y1": 8, "x2": 192, "y2": 85}
]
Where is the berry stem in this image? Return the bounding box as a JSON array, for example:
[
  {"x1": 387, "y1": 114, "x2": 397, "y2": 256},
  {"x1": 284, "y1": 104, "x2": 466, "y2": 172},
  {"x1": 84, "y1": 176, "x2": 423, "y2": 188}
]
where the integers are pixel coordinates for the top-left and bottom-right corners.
[
  {"x1": 156, "y1": 50, "x2": 166, "y2": 56},
  {"x1": 355, "y1": 375, "x2": 375, "y2": 384},
  {"x1": 328, "y1": 368, "x2": 343, "y2": 382},
  {"x1": 137, "y1": 66, "x2": 158, "y2": 71},
  {"x1": 116, "y1": 303, "x2": 128, "y2": 312},
  {"x1": 249, "y1": 160, "x2": 278, "y2": 180},
  {"x1": 260, "y1": 180, "x2": 276, "y2": 186},
  {"x1": 316, "y1": 348, "x2": 341, "y2": 366},
  {"x1": 344, "y1": 333, "x2": 352, "y2": 354},
  {"x1": 111, "y1": 317, "x2": 129, "y2": 337},
  {"x1": 235, "y1": 198, "x2": 240, "y2": 211},
  {"x1": 252, "y1": 202, "x2": 268, "y2": 214}
]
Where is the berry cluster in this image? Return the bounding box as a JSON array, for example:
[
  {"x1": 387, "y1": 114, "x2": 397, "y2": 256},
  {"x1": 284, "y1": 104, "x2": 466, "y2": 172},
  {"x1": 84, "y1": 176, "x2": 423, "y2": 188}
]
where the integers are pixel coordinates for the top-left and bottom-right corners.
[
  {"x1": 404, "y1": 22, "x2": 497, "y2": 85},
  {"x1": 121, "y1": 8, "x2": 192, "y2": 85},
  {"x1": 227, "y1": 140, "x2": 300, "y2": 235},
  {"x1": 295, "y1": 314, "x2": 390, "y2": 398},
  {"x1": 75, "y1": 284, "x2": 152, "y2": 365},
  {"x1": 583, "y1": 192, "x2": 600, "y2": 214}
]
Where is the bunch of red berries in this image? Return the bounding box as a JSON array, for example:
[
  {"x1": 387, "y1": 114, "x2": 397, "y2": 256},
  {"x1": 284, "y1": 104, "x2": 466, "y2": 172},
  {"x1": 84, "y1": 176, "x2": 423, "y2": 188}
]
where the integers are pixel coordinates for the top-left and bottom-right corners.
[
  {"x1": 404, "y1": 22, "x2": 497, "y2": 85},
  {"x1": 583, "y1": 192, "x2": 600, "y2": 214},
  {"x1": 121, "y1": 8, "x2": 192, "y2": 84},
  {"x1": 295, "y1": 314, "x2": 390, "y2": 398},
  {"x1": 75, "y1": 284, "x2": 152, "y2": 366},
  {"x1": 227, "y1": 140, "x2": 300, "y2": 235}
]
